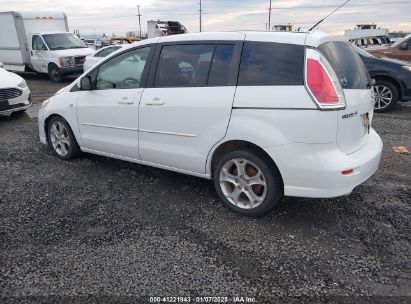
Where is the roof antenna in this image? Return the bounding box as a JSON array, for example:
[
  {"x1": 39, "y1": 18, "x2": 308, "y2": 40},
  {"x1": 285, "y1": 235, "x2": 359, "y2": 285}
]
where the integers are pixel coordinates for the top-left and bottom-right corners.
[{"x1": 308, "y1": 0, "x2": 352, "y2": 31}]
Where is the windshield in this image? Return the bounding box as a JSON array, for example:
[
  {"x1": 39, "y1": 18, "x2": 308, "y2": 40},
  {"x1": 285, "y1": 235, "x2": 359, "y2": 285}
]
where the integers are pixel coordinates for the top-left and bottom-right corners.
[
  {"x1": 392, "y1": 34, "x2": 411, "y2": 47},
  {"x1": 42, "y1": 33, "x2": 87, "y2": 50},
  {"x1": 352, "y1": 44, "x2": 374, "y2": 58}
]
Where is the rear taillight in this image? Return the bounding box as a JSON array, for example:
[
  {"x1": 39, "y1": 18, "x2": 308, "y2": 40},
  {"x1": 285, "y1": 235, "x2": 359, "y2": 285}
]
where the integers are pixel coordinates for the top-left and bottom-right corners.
[{"x1": 305, "y1": 49, "x2": 345, "y2": 110}]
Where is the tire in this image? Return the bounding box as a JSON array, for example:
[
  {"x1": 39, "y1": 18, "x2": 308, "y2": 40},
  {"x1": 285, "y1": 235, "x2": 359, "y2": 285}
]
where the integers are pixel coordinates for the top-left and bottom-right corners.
[
  {"x1": 373, "y1": 80, "x2": 398, "y2": 113},
  {"x1": 213, "y1": 149, "x2": 283, "y2": 217},
  {"x1": 47, "y1": 116, "x2": 81, "y2": 160},
  {"x1": 48, "y1": 64, "x2": 62, "y2": 82}
]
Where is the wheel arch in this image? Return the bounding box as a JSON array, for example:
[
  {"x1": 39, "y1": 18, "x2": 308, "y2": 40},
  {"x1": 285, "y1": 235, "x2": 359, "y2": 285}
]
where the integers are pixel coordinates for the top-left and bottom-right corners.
[
  {"x1": 207, "y1": 139, "x2": 284, "y2": 187},
  {"x1": 371, "y1": 73, "x2": 403, "y2": 99},
  {"x1": 44, "y1": 113, "x2": 79, "y2": 144}
]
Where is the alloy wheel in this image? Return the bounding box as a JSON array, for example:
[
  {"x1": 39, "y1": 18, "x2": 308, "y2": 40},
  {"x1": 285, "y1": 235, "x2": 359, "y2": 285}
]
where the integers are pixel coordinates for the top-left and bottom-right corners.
[
  {"x1": 219, "y1": 158, "x2": 267, "y2": 209},
  {"x1": 49, "y1": 121, "x2": 70, "y2": 156},
  {"x1": 373, "y1": 85, "x2": 393, "y2": 110}
]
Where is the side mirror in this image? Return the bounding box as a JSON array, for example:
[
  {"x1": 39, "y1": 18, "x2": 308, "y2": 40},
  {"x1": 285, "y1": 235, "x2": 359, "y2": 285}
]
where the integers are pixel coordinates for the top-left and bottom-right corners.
[
  {"x1": 398, "y1": 42, "x2": 408, "y2": 50},
  {"x1": 0, "y1": 62, "x2": 4, "y2": 69},
  {"x1": 80, "y1": 76, "x2": 92, "y2": 90}
]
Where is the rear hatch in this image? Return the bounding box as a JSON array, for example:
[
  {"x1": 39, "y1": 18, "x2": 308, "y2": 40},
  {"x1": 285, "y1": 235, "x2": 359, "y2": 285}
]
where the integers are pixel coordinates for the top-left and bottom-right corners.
[{"x1": 318, "y1": 41, "x2": 373, "y2": 154}]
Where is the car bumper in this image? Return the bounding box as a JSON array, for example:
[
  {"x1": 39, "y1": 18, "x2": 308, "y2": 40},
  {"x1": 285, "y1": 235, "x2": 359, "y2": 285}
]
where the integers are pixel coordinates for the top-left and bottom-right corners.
[
  {"x1": 0, "y1": 88, "x2": 32, "y2": 116},
  {"x1": 266, "y1": 128, "x2": 383, "y2": 198},
  {"x1": 38, "y1": 107, "x2": 47, "y2": 145},
  {"x1": 60, "y1": 66, "x2": 84, "y2": 75}
]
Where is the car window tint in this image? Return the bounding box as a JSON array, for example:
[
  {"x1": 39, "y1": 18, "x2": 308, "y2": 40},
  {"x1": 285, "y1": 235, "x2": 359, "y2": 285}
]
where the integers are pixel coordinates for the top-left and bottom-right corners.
[
  {"x1": 318, "y1": 41, "x2": 370, "y2": 90},
  {"x1": 208, "y1": 45, "x2": 235, "y2": 86},
  {"x1": 96, "y1": 47, "x2": 150, "y2": 90},
  {"x1": 154, "y1": 44, "x2": 214, "y2": 87},
  {"x1": 238, "y1": 41, "x2": 304, "y2": 86}
]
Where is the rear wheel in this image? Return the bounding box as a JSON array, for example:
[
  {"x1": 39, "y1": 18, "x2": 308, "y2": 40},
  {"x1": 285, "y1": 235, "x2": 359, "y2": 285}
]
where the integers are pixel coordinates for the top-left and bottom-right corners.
[
  {"x1": 47, "y1": 116, "x2": 80, "y2": 160},
  {"x1": 373, "y1": 80, "x2": 398, "y2": 112},
  {"x1": 48, "y1": 64, "x2": 62, "y2": 82},
  {"x1": 213, "y1": 150, "x2": 283, "y2": 217}
]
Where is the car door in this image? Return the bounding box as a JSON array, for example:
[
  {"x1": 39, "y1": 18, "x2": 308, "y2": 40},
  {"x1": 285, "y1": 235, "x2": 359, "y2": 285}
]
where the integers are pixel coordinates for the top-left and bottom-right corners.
[
  {"x1": 30, "y1": 35, "x2": 48, "y2": 73},
  {"x1": 393, "y1": 37, "x2": 411, "y2": 61},
  {"x1": 76, "y1": 45, "x2": 154, "y2": 159},
  {"x1": 139, "y1": 36, "x2": 244, "y2": 173}
]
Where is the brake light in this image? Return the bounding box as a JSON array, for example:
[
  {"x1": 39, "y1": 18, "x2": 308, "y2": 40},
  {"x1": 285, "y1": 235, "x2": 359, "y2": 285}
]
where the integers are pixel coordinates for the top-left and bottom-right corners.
[
  {"x1": 307, "y1": 59, "x2": 338, "y2": 103},
  {"x1": 305, "y1": 49, "x2": 345, "y2": 110}
]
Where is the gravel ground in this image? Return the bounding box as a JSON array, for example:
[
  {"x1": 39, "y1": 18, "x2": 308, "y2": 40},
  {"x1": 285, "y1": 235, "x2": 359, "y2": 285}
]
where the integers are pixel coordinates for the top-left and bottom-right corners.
[{"x1": 0, "y1": 75, "x2": 410, "y2": 303}]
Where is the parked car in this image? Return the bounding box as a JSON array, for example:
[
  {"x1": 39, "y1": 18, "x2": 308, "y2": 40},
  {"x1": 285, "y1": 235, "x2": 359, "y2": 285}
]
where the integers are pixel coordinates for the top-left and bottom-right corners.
[
  {"x1": 353, "y1": 45, "x2": 411, "y2": 112},
  {"x1": 38, "y1": 31, "x2": 382, "y2": 216},
  {"x1": 0, "y1": 62, "x2": 31, "y2": 116},
  {"x1": 83, "y1": 45, "x2": 123, "y2": 71},
  {"x1": 368, "y1": 34, "x2": 411, "y2": 62}
]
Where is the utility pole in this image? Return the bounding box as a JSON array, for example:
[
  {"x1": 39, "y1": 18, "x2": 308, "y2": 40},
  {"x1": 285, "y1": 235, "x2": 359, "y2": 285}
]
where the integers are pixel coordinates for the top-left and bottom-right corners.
[
  {"x1": 199, "y1": 0, "x2": 202, "y2": 32},
  {"x1": 268, "y1": 0, "x2": 272, "y2": 31},
  {"x1": 137, "y1": 4, "x2": 142, "y2": 38}
]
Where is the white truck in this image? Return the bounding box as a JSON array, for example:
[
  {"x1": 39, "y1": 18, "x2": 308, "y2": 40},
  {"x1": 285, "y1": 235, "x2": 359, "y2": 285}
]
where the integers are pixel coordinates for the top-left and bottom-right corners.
[{"x1": 0, "y1": 11, "x2": 94, "y2": 82}]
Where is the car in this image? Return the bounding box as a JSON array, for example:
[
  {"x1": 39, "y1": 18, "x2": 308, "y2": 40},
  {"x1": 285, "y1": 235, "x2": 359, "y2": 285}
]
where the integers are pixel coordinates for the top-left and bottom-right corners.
[
  {"x1": 83, "y1": 45, "x2": 123, "y2": 71},
  {"x1": 38, "y1": 31, "x2": 383, "y2": 216},
  {"x1": 353, "y1": 45, "x2": 411, "y2": 112},
  {"x1": 368, "y1": 34, "x2": 411, "y2": 62},
  {"x1": 0, "y1": 61, "x2": 31, "y2": 116}
]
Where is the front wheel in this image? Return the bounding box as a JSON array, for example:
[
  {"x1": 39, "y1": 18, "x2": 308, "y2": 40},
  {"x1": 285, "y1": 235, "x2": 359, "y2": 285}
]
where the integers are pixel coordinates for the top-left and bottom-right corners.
[
  {"x1": 373, "y1": 80, "x2": 398, "y2": 112},
  {"x1": 213, "y1": 150, "x2": 283, "y2": 217},
  {"x1": 47, "y1": 116, "x2": 80, "y2": 160},
  {"x1": 48, "y1": 64, "x2": 62, "y2": 82}
]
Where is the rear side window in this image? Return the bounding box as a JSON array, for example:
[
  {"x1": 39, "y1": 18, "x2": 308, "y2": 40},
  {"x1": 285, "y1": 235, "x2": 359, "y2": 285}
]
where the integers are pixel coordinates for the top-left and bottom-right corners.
[
  {"x1": 154, "y1": 44, "x2": 235, "y2": 87},
  {"x1": 318, "y1": 41, "x2": 370, "y2": 90},
  {"x1": 238, "y1": 41, "x2": 304, "y2": 86}
]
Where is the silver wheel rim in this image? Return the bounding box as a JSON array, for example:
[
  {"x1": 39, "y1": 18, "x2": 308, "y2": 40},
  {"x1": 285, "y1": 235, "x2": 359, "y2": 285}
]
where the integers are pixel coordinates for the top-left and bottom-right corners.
[
  {"x1": 373, "y1": 85, "x2": 393, "y2": 110},
  {"x1": 219, "y1": 158, "x2": 267, "y2": 209},
  {"x1": 50, "y1": 121, "x2": 70, "y2": 156}
]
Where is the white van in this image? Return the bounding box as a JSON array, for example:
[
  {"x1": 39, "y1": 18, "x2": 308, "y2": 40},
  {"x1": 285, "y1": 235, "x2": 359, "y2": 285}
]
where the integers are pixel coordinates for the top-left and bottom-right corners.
[
  {"x1": 0, "y1": 11, "x2": 94, "y2": 81},
  {"x1": 38, "y1": 31, "x2": 383, "y2": 216}
]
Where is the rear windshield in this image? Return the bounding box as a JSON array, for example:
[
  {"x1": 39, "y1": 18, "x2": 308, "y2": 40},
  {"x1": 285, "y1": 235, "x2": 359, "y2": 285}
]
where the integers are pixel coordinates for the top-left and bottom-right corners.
[{"x1": 318, "y1": 41, "x2": 370, "y2": 90}]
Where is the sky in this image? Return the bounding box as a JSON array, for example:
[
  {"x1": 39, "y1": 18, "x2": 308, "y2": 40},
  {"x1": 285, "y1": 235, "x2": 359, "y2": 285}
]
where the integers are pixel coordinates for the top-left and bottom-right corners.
[{"x1": 1, "y1": 0, "x2": 410, "y2": 36}]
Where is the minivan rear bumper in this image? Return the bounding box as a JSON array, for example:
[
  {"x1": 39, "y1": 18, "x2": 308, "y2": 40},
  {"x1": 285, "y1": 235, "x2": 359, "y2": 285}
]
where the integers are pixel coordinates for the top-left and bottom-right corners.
[{"x1": 266, "y1": 128, "x2": 383, "y2": 198}]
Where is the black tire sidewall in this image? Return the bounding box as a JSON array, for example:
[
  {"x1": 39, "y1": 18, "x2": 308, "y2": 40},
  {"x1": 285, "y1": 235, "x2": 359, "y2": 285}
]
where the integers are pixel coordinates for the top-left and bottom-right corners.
[
  {"x1": 374, "y1": 80, "x2": 398, "y2": 113},
  {"x1": 48, "y1": 64, "x2": 62, "y2": 82},
  {"x1": 47, "y1": 117, "x2": 80, "y2": 160},
  {"x1": 213, "y1": 150, "x2": 282, "y2": 217}
]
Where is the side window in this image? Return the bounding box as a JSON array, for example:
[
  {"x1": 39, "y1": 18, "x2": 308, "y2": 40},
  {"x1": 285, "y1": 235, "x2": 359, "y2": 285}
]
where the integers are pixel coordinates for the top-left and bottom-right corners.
[
  {"x1": 32, "y1": 35, "x2": 47, "y2": 51},
  {"x1": 238, "y1": 41, "x2": 305, "y2": 86},
  {"x1": 154, "y1": 44, "x2": 214, "y2": 87},
  {"x1": 208, "y1": 45, "x2": 235, "y2": 86},
  {"x1": 95, "y1": 46, "x2": 151, "y2": 90}
]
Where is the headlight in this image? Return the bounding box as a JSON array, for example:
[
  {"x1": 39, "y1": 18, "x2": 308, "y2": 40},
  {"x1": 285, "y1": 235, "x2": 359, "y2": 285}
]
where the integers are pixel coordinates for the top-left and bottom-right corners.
[
  {"x1": 41, "y1": 98, "x2": 51, "y2": 108},
  {"x1": 59, "y1": 56, "x2": 75, "y2": 67},
  {"x1": 402, "y1": 65, "x2": 411, "y2": 72},
  {"x1": 17, "y1": 80, "x2": 27, "y2": 88}
]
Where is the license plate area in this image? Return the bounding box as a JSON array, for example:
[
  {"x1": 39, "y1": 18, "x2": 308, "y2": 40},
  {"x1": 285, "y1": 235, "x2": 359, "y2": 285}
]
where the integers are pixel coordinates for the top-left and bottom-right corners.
[
  {"x1": 0, "y1": 100, "x2": 9, "y2": 111},
  {"x1": 361, "y1": 112, "x2": 370, "y2": 134}
]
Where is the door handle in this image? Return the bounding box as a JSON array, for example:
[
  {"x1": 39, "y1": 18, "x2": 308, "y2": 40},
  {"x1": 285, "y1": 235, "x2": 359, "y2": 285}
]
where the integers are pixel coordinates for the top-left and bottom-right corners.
[
  {"x1": 145, "y1": 98, "x2": 164, "y2": 106},
  {"x1": 118, "y1": 101, "x2": 134, "y2": 105}
]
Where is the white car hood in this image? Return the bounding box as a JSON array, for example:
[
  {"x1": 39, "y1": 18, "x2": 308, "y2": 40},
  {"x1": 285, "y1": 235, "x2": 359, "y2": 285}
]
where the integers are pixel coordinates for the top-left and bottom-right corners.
[
  {"x1": 0, "y1": 68, "x2": 23, "y2": 88},
  {"x1": 51, "y1": 48, "x2": 95, "y2": 57}
]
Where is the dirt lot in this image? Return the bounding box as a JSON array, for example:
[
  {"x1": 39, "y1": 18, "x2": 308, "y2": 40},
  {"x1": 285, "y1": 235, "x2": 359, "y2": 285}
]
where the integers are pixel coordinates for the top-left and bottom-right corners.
[{"x1": 1, "y1": 74, "x2": 410, "y2": 303}]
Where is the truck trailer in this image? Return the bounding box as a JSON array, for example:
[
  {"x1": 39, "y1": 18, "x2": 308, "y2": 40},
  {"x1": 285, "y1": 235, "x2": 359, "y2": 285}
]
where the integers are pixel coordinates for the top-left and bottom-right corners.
[{"x1": 0, "y1": 11, "x2": 94, "y2": 81}]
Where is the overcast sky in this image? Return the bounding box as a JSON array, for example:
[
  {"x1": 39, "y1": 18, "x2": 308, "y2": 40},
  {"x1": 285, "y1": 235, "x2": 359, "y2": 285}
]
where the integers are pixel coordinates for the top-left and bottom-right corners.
[{"x1": 1, "y1": 0, "x2": 410, "y2": 36}]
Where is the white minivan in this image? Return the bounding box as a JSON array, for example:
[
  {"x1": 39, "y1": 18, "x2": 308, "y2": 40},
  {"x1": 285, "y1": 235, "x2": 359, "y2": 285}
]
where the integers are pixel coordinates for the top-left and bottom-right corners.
[{"x1": 38, "y1": 31, "x2": 383, "y2": 216}]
